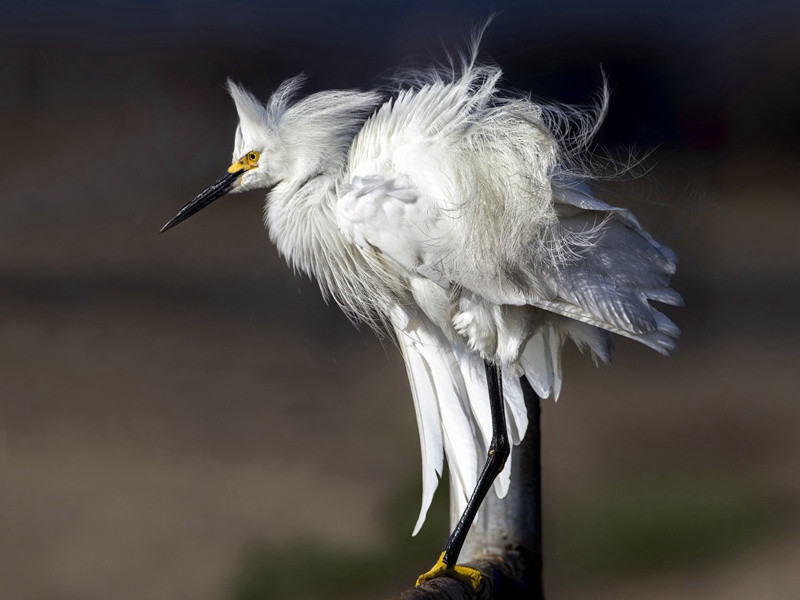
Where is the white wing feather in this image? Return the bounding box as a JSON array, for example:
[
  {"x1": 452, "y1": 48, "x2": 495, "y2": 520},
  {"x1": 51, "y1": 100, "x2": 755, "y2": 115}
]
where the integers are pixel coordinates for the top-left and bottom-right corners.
[{"x1": 337, "y1": 176, "x2": 451, "y2": 286}]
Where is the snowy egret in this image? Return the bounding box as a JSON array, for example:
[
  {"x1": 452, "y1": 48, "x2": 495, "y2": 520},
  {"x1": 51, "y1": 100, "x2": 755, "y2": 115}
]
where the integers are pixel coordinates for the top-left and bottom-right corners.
[{"x1": 161, "y1": 37, "x2": 680, "y2": 590}]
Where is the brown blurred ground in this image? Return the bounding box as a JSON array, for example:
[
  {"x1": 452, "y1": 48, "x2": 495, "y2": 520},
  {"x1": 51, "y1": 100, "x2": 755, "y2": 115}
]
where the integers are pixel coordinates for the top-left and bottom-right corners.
[{"x1": 2, "y1": 23, "x2": 800, "y2": 600}]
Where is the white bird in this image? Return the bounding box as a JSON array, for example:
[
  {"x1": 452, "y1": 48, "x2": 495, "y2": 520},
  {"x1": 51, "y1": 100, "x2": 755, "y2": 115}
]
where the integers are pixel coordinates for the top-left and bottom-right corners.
[{"x1": 162, "y1": 36, "x2": 680, "y2": 590}]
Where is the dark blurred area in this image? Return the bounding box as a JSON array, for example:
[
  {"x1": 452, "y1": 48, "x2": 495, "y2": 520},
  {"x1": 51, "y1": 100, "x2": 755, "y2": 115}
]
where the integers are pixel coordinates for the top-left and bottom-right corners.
[{"x1": 1, "y1": 1, "x2": 799, "y2": 599}]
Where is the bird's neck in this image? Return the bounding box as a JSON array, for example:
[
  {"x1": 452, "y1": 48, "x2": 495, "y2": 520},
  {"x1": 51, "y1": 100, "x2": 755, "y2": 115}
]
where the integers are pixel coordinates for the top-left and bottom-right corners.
[
  {"x1": 266, "y1": 171, "x2": 339, "y2": 271},
  {"x1": 267, "y1": 167, "x2": 372, "y2": 315},
  {"x1": 264, "y1": 169, "x2": 407, "y2": 330}
]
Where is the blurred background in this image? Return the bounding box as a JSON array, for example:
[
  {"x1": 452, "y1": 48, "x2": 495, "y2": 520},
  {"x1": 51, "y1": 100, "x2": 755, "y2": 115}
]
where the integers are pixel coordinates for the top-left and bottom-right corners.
[{"x1": 1, "y1": 1, "x2": 799, "y2": 598}]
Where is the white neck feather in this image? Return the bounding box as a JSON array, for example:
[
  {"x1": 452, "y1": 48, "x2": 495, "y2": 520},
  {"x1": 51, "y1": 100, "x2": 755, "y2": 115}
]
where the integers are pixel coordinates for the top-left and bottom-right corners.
[{"x1": 265, "y1": 171, "x2": 407, "y2": 332}]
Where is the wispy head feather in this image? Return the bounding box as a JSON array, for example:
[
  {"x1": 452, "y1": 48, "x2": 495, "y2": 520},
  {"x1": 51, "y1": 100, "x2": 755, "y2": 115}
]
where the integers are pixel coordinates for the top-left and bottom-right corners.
[
  {"x1": 227, "y1": 80, "x2": 270, "y2": 129},
  {"x1": 266, "y1": 74, "x2": 308, "y2": 123}
]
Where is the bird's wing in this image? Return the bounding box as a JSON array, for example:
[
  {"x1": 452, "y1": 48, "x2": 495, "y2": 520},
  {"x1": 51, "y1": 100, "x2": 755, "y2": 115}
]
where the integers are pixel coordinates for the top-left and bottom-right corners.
[
  {"x1": 525, "y1": 180, "x2": 682, "y2": 354},
  {"x1": 340, "y1": 73, "x2": 678, "y2": 354},
  {"x1": 336, "y1": 175, "x2": 452, "y2": 286},
  {"x1": 338, "y1": 173, "x2": 680, "y2": 354},
  {"x1": 336, "y1": 78, "x2": 506, "y2": 289},
  {"x1": 391, "y1": 305, "x2": 526, "y2": 534}
]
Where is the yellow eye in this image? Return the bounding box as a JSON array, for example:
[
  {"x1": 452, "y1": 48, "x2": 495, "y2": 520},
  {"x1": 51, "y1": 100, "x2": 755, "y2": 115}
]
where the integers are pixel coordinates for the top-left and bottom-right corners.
[{"x1": 228, "y1": 151, "x2": 261, "y2": 174}]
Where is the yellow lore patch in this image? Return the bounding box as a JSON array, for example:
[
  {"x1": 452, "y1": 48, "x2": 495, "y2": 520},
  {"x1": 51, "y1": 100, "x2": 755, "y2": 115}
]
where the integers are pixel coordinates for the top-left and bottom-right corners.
[{"x1": 228, "y1": 151, "x2": 260, "y2": 173}]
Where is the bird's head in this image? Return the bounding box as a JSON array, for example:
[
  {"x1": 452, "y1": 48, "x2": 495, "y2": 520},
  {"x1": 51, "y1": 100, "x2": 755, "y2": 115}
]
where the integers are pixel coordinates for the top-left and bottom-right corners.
[
  {"x1": 161, "y1": 76, "x2": 382, "y2": 233},
  {"x1": 161, "y1": 77, "x2": 305, "y2": 233}
]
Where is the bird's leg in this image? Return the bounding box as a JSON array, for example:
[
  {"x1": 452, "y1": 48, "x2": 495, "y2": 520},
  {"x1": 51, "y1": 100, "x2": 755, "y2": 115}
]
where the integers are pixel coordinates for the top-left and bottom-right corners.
[{"x1": 416, "y1": 361, "x2": 510, "y2": 591}]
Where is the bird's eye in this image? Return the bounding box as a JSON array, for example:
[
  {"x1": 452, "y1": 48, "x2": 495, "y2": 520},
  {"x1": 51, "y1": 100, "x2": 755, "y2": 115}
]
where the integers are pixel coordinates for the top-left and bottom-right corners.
[{"x1": 247, "y1": 151, "x2": 259, "y2": 163}]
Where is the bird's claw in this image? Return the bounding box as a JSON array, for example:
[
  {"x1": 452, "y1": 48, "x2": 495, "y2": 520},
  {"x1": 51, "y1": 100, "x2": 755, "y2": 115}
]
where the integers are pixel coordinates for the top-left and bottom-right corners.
[{"x1": 415, "y1": 552, "x2": 482, "y2": 591}]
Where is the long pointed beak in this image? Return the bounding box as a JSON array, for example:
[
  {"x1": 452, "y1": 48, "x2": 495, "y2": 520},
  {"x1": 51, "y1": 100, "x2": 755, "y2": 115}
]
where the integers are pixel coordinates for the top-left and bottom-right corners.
[{"x1": 160, "y1": 170, "x2": 240, "y2": 233}]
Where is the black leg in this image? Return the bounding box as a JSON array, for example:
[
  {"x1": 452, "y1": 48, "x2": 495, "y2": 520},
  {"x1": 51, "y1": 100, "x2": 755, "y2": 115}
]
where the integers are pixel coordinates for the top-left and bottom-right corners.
[{"x1": 441, "y1": 360, "x2": 511, "y2": 567}]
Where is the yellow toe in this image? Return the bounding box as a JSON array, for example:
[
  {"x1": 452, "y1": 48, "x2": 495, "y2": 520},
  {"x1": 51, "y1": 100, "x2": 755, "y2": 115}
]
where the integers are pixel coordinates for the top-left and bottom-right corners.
[{"x1": 415, "y1": 552, "x2": 482, "y2": 592}]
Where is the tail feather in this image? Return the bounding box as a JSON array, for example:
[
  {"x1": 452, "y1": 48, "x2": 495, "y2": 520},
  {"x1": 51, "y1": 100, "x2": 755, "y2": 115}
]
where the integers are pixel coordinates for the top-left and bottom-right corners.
[
  {"x1": 563, "y1": 318, "x2": 613, "y2": 364},
  {"x1": 519, "y1": 326, "x2": 563, "y2": 399}
]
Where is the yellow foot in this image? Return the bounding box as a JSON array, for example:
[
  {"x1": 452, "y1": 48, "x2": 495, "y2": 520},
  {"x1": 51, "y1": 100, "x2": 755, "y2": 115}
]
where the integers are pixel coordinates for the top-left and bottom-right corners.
[{"x1": 415, "y1": 552, "x2": 482, "y2": 592}]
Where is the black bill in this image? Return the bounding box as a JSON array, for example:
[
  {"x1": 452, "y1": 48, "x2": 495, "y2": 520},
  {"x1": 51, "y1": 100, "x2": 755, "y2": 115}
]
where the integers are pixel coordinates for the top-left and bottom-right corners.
[{"x1": 160, "y1": 170, "x2": 241, "y2": 233}]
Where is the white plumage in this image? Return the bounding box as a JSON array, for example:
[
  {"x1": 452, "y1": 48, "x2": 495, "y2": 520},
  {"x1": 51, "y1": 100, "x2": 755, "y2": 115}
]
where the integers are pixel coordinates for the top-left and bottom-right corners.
[{"x1": 164, "y1": 38, "x2": 681, "y2": 539}]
